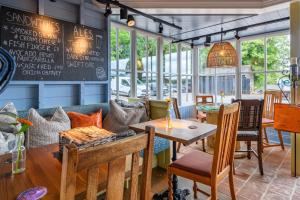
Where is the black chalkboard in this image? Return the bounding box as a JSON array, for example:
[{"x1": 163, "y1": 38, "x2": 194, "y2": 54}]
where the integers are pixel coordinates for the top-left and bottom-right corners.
[{"x1": 0, "y1": 6, "x2": 108, "y2": 81}]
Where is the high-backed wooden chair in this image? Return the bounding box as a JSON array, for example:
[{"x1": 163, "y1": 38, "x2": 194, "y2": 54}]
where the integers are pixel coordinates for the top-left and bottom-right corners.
[
  {"x1": 172, "y1": 98, "x2": 206, "y2": 153},
  {"x1": 168, "y1": 103, "x2": 240, "y2": 200},
  {"x1": 60, "y1": 126, "x2": 155, "y2": 200},
  {"x1": 233, "y1": 99, "x2": 264, "y2": 175},
  {"x1": 195, "y1": 95, "x2": 214, "y2": 122},
  {"x1": 262, "y1": 90, "x2": 284, "y2": 150}
]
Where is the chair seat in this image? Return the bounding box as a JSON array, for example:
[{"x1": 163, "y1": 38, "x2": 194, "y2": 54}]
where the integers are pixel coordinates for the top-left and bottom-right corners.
[
  {"x1": 170, "y1": 150, "x2": 212, "y2": 177},
  {"x1": 262, "y1": 118, "x2": 274, "y2": 124},
  {"x1": 197, "y1": 112, "x2": 207, "y2": 119},
  {"x1": 237, "y1": 131, "x2": 259, "y2": 141}
]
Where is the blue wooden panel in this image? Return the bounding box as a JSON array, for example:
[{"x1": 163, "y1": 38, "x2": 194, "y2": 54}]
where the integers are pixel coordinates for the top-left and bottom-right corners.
[
  {"x1": 0, "y1": 84, "x2": 38, "y2": 110},
  {"x1": 43, "y1": 84, "x2": 80, "y2": 107},
  {"x1": 84, "y1": 84, "x2": 107, "y2": 104},
  {"x1": 179, "y1": 105, "x2": 196, "y2": 119}
]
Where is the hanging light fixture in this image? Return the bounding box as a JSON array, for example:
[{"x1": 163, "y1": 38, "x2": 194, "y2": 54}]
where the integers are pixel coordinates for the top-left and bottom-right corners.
[
  {"x1": 127, "y1": 15, "x2": 135, "y2": 27},
  {"x1": 204, "y1": 35, "x2": 211, "y2": 47},
  {"x1": 158, "y1": 23, "x2": 163, "y2": 34},
  {"x1": 104, "y1": 3, "x2": 112, "y2": 17},
  {"x1": 120, "y1": 8, "x2": 128, "y2": 20},
  {"x1": 207, "y1": 28, "x2": 238, "y2": 68}
]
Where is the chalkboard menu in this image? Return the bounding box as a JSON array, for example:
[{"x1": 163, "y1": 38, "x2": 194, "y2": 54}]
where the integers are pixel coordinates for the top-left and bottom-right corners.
[{"x1": 0, "y1": 6, "x2": 108, "y2": 81}]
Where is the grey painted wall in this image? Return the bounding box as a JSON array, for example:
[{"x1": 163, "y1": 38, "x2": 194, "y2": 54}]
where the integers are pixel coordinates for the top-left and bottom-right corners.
[{"x1": 0, "y1": 0, "x2": 110, "y2": 111}]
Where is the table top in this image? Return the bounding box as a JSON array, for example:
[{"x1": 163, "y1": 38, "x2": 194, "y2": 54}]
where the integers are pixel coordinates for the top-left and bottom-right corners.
[
  {"x1": 129, "y1": 118, "x2": 217, "y2": 146},
  {"x1": 0, "y1": 144, "x2": 110, "y2": 200},
  {"x1": 196, "y1": 103, "x2": 222, "y2": 112}
]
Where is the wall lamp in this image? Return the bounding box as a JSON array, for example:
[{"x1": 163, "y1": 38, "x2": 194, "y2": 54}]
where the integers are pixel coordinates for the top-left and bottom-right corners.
[{"x1": 94, "y1": 0, "x2": 182, "y2": 30}]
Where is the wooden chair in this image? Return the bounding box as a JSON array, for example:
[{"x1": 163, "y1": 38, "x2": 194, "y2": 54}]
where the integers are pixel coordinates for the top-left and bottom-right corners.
[
  {"x1": 172, "y1": 98, "x2": 206, "y2": 153},
  {"x1": 233, "y1": 99, "x2": 264, "y2": 175},
  {"x1": 262, "y1": 90, "x2": 285, "y2": 150},
  {"x1": 168, "y1": 102, "x2": 241, "y2": 200},
  {"x1": 195, "y1": 95, "x2": 214, "y2": 122},
  {"x1": 60, "y1": 126, "x2": 155, "y2": 200}
]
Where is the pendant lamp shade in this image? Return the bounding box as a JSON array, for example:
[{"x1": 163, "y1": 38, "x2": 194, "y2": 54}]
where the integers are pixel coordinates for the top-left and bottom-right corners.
[{"x1": 207, "y1": 42, "x2": 238, "y2": 68}]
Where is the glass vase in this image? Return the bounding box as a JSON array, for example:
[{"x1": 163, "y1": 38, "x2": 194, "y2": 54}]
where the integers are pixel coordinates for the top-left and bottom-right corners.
[
  {"x1": 166, "y1": 110, "x2": 172, "y2": 129},
  {"x1": 12, "y1": 133, "x2": 26, "y2": 174}
]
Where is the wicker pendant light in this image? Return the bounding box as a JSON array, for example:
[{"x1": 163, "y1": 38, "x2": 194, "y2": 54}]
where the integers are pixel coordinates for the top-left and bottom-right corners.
[{"x1": 207, "y1": 29, "x2": 238, "y2": 68}]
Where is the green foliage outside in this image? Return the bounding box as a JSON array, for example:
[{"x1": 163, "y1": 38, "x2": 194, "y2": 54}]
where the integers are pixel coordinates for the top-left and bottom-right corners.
[{"x1": 111, "y1": 28, "x2": 290, "y2": 93}]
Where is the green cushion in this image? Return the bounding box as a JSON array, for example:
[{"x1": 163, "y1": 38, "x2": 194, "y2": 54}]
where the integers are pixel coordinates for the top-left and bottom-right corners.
[{"x1": 149, "y1": 100, "x2": 169, "y2": 120}]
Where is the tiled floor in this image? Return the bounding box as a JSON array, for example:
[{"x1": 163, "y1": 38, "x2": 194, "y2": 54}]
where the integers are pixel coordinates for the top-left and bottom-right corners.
[{"x1": 176, "y1": 143, "x2": 300, "y2": 200}]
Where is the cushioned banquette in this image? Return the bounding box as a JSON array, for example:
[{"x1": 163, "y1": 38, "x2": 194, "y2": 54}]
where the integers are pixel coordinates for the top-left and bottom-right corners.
[{"x1": 18, "y1": 103, "x2": 170, "y2": 155}]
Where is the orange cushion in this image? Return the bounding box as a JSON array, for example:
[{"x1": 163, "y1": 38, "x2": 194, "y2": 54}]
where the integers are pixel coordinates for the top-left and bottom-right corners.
[
  {"x1": 170, "y1": 150, "x2": 212, "y2": 177},
  {"x1": 262, "y1": 118, "x2": 274, "y2": 124},
  {"x1": 67, "y1": 110, "x2": 102, "y2": 128}
]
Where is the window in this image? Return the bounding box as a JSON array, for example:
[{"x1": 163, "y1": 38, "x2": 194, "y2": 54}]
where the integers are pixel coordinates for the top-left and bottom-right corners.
[
  {"x1": 136, "y1": 34, "x2": 158, "y2": 99},
  {"x1": 241, "y1": 35, "x2": 290, "y2": 101},
  {"x1": 163, "y1": 41, "x2": 178, "y2": 99},
  {"x1": 181, "y1": 46, "x2": 193, "y2": 105},
  {"x1": 198, "y1": 44, "x2": 236, "y2": 104},
  {"x1": 110, "y1": 27, "x2": 131, "y2": 100}
]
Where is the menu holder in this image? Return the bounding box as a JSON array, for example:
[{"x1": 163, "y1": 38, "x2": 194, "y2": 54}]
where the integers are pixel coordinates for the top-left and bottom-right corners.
[{"x1": 59, "y1": 126, "x2": 116, "y2": 155}]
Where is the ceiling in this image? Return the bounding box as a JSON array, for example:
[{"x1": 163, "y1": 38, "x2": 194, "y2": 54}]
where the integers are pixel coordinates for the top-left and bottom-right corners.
[{"x1": 87, "y1": 0, "x2": 291, "y2": 45}]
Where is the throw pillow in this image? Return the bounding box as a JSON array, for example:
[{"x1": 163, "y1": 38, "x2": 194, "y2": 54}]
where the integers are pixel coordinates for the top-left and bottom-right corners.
[
  {"x1": 67, "y1": 110, "x2": 102, "y2": 128},
  {"x1": 0, "y1": 102, "x2": 20, "y2": 133},
  {"x1": 0, "y1": 131, "x2": 16, "y2": 154},
  {"x1": 114, "y1": 99, "x2": 149, "y2": 122},
  {"x1": 27, "y1": 107, "x2": 71, "y2": 148},
  {"x1": 103, "y1": 100, "x2": 145, "y2": 134}
]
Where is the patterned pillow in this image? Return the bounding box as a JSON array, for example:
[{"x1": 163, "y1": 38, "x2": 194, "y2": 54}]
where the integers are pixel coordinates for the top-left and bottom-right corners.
[
  {"x1": 0, "y1": 131, "x2": 16, "y2": 154},
  {"x1": 27, "y1": 107, "x2": 71, "y2": 148},
  {"x1": 0, "y1": 102, "x2": 20, "y2": 133},
  {"x1": 103, "y1": 100, "x2": 145, "y2": 135}
]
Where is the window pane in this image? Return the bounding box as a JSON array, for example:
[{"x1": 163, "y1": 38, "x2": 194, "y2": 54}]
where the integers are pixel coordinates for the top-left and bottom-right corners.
[
  {"x1": 148, "y1": 73, "x2": 157, "y2": 99},
  {"x1": 199, "y1": 75, "x2": 215, "y2": 95},
  {"x1": 163, "y1": 42, "x2": 170, "y2": 73},
  {"x1": 163, "y1": 74, "x2": 171, "y2": 98},
  {"x1": 137, "y1": 34, "x2": 147, "y2": 72},
  {"x1": 111, "y1": 70, "x2": 117, "y2": 100},
  {"x1": 171, "y1": 44, "x2": 177, "y2": 74},
  {"x1": 148, "y1": 37, "x2": 157, "y2": 73},
  {"x1": 119, "y1": 30, "x2": 131, "y2": 71},
  {"x1": 171, "y1": 75, "x2": 178, "y2": 98},
  {"x1": 181, "y1": 47, "x2": 187, "y2": 74},
  {"x1": 241, "y1": 73, "x2": 264, "y2": 99},
  {"x1": 242, "y1": 39, "x2": 264, "y2": 72},
  {"x1": 266, "y1": 72, "x2": 290, "y2": 103},
  {"x1": 216, "y1": 75, "x2": 236, "y2": 104},
  {"x1": 117, "y1": 73, "x2": 131, "y2": 100},
  {"x1": 267, "y1": 35, "x2": 290, "y2": 71},
  {"x1": 110, "y1": 27, "x2": 117, "y2": 71},
  {"x1": 181, "y1": 75, "x2": 193, "y2": 105}
]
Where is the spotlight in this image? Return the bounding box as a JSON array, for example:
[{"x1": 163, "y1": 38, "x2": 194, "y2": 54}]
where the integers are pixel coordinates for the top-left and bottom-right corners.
[
  {"x1": 127, "y1": 15, "x2": 135, "y2": 27},
  {"x1": 104, "y1": 4, "x2": 112, "y2": 17},
  {"x1": 158, "y1": 23, "x2": 163, "y2": 34},
  {"x1": 235, "y1": 30, "x2": 240, "y2": 40},
  {"x1": 191, "y1": 42, "x2": 194, "y2": 49},
  {"x1": 120, "y1": 8, "x2": 128, "y2": 20},
  {"x1": 204, "y1": 36, "x2": 211, "y2": 47}
]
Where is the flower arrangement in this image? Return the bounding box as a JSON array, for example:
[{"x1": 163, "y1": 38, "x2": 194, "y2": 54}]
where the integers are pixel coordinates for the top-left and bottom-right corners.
[
  {"x1": 0, "y1": 111, "x2": 32, "y2": 173},
  {"x1": 220, "y1": 90, "x2": 225, "y2": 104},
  {"x1": 165, "y1": 98, "x2": 172, "y2": 128}
]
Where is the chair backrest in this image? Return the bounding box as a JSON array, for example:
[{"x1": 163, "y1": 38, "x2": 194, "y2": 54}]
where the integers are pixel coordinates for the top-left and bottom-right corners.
[
  {"x1": 232, "y1": 99, "x2": 264, "y2": 132},
  {"x1": 212, "y1": 103, "x2": 240, "y2": 179},
  {"x1": 263, "y1": 90, "x2": 282, "y2": 120},
  {"x1": 172, "y1": 98, "x2": 181, "y2": 119},
  {"x1": 60, "y1": 126, "x2": 155, "y2": 200},
  {"x1": 195, "y1": 95, "x2": 214, "y2": 105}
]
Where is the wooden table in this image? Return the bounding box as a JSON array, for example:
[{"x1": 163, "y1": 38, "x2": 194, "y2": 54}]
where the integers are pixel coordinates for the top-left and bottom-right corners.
[
  {"x1": 129, "y1": 118, "x2": 217, "y2": 200},
  {"x1": 0, "y1": 144, "x2": 110, "y2": 200}
]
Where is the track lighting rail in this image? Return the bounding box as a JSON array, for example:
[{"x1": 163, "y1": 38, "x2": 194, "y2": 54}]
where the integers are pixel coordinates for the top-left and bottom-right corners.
[
  {"x1": 96, "y1": 0, "x2": 182, "y2": 30},
  {"x1": 172, "y1": 17, "x2": 289, "y2": 44}
]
